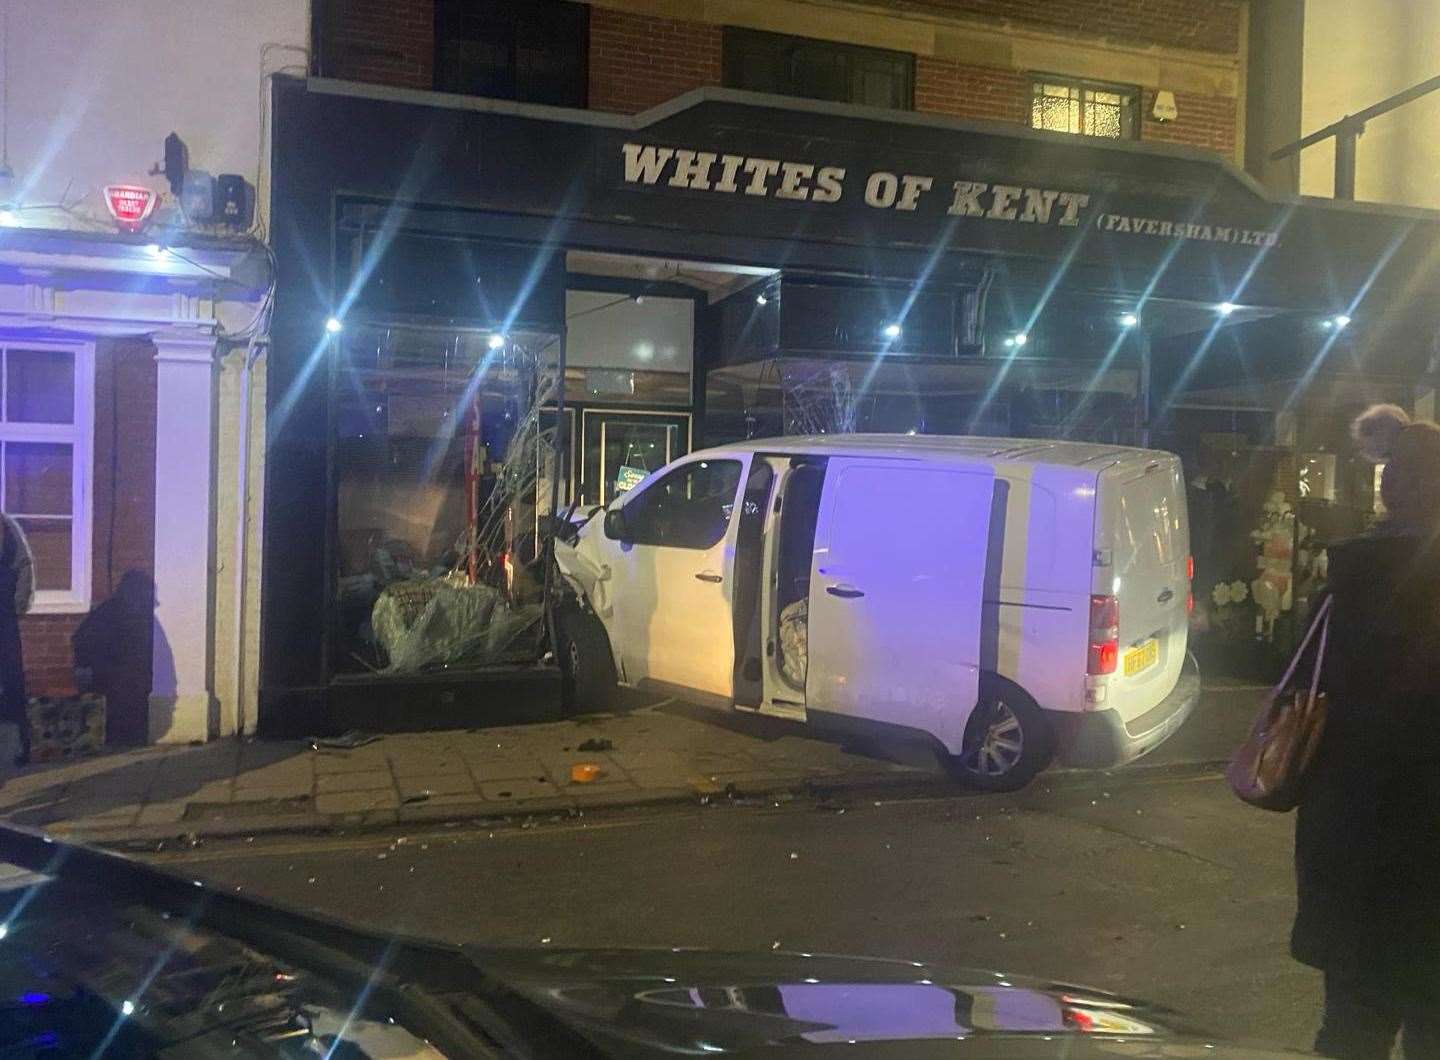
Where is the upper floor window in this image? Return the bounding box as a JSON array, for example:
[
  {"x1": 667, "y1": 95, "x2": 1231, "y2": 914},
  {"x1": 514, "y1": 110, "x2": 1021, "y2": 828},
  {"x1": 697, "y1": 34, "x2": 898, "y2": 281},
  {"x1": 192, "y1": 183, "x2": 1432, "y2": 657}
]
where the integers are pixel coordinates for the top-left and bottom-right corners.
[
  {"x1": 1031, "y1": 78, "x2": 1138, "y2": 139},
  {"x1": 435, "y1": 0, "x2": 588, "y2": 107},
  {"x1": 0, "y1": 343, "x2": 94, "y2": 613},
  {"x1": 724, "y1": 28, "x2": 914, "y2": 111}
]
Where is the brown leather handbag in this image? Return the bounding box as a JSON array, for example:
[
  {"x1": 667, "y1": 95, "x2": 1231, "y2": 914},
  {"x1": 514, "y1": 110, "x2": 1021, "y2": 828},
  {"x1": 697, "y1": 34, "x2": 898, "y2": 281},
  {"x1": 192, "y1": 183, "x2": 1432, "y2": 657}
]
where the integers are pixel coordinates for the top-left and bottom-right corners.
[{"x1": 1226, "y1": 595, "x2": 1332, "y2": 812}]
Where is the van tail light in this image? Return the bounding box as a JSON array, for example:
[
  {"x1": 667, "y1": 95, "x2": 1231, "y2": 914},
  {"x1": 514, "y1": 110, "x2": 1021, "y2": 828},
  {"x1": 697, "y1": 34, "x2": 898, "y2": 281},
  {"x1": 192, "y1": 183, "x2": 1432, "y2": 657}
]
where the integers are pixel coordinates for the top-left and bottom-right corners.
[
  {"x1": 1187, "y1": 591, "x2": 1195, "y2": 615},
  {"x1": 1186, "y1": 555, "x2": 1195, "y2": 581},
  {"x1": 1088, "y1": 595, "x2": 1119, "y2": 675}
]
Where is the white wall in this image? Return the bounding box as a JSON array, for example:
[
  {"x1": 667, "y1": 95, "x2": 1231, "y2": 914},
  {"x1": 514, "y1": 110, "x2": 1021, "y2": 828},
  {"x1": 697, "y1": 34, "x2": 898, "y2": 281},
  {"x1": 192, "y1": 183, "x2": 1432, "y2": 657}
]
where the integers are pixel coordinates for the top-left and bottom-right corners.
[
  {"x1": 565, "y1": 291, "x2": 694, "y2": 372},
  {"x1": 213, "y1": 346, "x2": 266, "y2": 736},
  {"x1": 1300, "y1": 0, "x2": 1440, "y2": 209},
  {"x1": 4, "y1": 0, "x2": 308, "y2": 232}
]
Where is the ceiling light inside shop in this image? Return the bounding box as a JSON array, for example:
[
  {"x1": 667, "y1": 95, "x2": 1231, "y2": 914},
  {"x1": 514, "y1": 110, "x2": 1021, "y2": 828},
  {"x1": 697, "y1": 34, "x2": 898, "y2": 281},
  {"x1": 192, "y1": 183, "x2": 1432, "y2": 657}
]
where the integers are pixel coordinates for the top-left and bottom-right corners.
[
  {"x1": 487, "y1": 334, "x2": 506, "y2": 350},
  {"x1": 1119, "y1": 312, "x2": 1139, "y2": 327},
  {"x1": 1011, "y1": 332, "x2": 1028, "y2": 347}
]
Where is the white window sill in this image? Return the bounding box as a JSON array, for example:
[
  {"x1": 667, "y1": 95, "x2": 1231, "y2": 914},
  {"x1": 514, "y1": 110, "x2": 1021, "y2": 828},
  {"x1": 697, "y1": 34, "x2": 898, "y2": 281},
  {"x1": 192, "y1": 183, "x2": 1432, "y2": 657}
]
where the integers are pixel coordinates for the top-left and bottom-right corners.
[{"x1": 27, "y1": 596, "x2": 92, "y2": 617}]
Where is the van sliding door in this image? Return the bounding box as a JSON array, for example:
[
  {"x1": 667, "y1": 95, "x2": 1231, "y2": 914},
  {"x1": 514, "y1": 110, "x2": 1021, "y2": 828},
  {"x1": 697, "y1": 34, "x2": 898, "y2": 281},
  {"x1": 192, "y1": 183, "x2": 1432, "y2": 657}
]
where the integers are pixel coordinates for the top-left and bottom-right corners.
[{"x1": 806, "y1": 459, "x2": 995, "y2": 753}]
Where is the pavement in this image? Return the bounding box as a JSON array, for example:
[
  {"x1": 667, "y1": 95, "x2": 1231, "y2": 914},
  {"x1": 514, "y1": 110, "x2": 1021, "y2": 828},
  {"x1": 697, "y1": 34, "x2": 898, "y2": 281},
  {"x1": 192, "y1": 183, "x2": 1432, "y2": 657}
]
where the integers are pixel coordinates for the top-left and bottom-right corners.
[{"x1": 0, "y1": 682, "x2": 1266, "y2": 844}]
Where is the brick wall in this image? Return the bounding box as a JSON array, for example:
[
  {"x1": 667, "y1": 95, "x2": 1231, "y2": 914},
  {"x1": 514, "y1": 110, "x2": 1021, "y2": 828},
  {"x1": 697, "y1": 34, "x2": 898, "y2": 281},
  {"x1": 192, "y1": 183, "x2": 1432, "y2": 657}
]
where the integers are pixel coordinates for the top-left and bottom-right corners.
[
  {"x1": 916, "y1": 57, "x2": 1236, "y2": 156},
  {"x1": 915, "y1": 57, "x2": 1031, "y2": 124},
  {"x1": 903, "y1": 0, "x2": 1242, "y2": 54},
  {"x1": 1140, "y1": 88, "x2": 1237, "y2": 157},
  {"x1": 317, "y1": 0, "x2": 435, "y2": 89},
  {"x1": 589, "y1": 7, "x2": 723, "y2": 114},
  {"x1": 313, "y1": 2, "x2": 1239, "y2": 155},
  {"x1": 20, "y1": 337, "x2": 157, "y2": 745}
]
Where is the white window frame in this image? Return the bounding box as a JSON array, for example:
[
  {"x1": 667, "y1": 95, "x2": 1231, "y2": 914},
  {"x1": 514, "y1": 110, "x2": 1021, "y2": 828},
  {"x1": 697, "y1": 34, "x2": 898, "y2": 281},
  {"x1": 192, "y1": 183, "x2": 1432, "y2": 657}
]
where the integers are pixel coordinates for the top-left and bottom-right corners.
[{"x1": 0, "y1": 340, "x2": 95, "y2": 614}]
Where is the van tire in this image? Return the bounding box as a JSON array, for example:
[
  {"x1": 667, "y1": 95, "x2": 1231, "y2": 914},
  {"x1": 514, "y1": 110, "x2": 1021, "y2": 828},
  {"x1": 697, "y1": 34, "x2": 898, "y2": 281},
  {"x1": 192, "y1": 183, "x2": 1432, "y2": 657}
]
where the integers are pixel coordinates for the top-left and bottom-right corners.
[
  {"x1": 556, "y1": 607, "x2": 617, "y2": 713},
  {"x1": 947, "y1": 678, "x2": 1054, "y2": 792}
]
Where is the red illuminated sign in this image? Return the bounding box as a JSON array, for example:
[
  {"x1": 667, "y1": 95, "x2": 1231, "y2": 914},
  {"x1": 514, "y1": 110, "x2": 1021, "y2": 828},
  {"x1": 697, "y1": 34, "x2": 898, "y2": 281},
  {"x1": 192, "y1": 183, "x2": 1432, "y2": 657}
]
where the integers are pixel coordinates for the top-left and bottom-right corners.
[{"x1": 102, "y1": 184, "x2": 157, "y2": 232}]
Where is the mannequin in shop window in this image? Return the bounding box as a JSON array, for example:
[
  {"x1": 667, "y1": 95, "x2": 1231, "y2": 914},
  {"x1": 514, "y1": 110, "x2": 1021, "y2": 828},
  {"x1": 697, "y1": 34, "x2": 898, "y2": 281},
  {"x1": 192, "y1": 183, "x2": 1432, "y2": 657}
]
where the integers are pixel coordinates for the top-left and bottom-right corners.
[{"x1": 0, "y1": 514, "x2": 34, "y2": 762}]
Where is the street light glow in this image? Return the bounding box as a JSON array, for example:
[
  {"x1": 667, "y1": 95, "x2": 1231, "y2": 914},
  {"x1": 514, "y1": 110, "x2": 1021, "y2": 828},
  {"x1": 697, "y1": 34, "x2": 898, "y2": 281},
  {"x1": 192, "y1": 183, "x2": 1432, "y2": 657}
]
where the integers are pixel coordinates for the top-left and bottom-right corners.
[
  {"x1": 1119, "y1": 312, "x2": 1139, "y2": 328},
  {"x1": 487, "y1": 333, "x2": 506, "y2": 350},
  {"x1": 1012, "y1": 332, "x2": 1028, "y2": 347},
  {"x1": 1217, "y1": 302, "x2": 1236, "y2": 316},
  {"x1": 324, "y1": 317, "x2": 343, "y2": 334},
  {"x1": 882, "y1": 322, "x2": 902, "y2": 339}
]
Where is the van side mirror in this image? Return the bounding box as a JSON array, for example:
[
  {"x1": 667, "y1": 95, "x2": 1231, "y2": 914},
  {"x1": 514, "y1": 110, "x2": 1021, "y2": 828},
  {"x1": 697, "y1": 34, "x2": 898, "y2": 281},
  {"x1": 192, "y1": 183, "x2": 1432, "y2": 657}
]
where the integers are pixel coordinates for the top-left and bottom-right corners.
[{"x1": 603, "y1": 508, "x2": 629, "y2": 542}]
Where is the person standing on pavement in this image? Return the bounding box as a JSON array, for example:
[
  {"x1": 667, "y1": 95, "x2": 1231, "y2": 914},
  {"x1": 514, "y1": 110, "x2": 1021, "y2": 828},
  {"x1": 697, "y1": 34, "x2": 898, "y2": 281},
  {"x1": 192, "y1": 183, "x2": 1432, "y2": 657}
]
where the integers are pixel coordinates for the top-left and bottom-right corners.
[
  {"x1": 0, "y1": 514, "x2": 34, "y2": 760},
  {"x1": 1292, "y1": 404, "x2": 1440, "y2": 1059}
]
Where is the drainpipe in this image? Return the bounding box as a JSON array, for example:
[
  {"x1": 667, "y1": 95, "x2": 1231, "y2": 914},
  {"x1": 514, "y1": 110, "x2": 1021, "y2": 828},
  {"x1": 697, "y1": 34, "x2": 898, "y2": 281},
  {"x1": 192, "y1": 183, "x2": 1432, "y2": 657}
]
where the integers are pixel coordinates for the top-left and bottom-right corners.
[{"x1": 231, "y1": 331, "x2": 266, "y2": 735}]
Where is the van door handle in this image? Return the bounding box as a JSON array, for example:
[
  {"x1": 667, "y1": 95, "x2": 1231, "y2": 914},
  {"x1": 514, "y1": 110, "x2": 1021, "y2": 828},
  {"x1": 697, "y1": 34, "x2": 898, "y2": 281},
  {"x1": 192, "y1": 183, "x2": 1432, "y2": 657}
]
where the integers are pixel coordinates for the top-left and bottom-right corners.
[
  {"x1": 1157, "y1": 588, "x2": 1175, "y2": 604},
  {"x1": 826, "y1": 585, "x2": 864, "y2": 599},
  {"x1": 695, "y1": 572, "x2": 723, "y2": 583}
]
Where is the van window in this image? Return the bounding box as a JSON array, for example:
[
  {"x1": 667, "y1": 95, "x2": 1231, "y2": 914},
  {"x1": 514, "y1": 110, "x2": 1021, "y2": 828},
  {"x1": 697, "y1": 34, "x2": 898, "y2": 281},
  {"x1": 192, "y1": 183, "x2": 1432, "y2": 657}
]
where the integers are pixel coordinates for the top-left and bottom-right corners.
[
  {"x1": 623, "y1": 459, "x2": 744, "y2": 549},
  {"x1": 1117, "y1": 464, "x2": 1185, "y2": 573}
]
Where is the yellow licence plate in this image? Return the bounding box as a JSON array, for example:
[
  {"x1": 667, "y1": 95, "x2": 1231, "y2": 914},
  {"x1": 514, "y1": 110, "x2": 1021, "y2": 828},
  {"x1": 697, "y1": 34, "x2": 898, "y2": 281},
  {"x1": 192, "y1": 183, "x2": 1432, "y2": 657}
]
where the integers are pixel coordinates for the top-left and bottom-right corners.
[{"x1": 1123, "y1": 639, "x2": 1159, "y2": 677}]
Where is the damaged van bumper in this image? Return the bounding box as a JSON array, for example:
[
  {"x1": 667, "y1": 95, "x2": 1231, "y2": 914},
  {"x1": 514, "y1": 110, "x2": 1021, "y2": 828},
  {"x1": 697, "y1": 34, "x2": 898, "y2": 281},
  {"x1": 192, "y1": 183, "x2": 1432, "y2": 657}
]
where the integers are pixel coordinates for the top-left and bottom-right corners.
[{"x1": 1051, "y1": 654, "x2": 1202, "y2": 768}]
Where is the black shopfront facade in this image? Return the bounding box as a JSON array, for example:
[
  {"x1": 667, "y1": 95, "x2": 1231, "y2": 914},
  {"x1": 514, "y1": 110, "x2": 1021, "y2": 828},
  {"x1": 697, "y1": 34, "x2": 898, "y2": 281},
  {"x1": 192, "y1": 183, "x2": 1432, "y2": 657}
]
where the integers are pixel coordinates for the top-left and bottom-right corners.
[{"x1": 260, "y1": 75, "x2": 1440, "y2": 735}]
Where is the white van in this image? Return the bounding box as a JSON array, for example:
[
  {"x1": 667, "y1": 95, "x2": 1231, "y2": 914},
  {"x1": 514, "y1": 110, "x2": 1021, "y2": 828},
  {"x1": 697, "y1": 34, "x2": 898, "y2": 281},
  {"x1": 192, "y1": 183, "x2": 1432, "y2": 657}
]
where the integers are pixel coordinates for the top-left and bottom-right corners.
[{"x1": 554, "y1": 435, "x2": 1200, "y2": 790}]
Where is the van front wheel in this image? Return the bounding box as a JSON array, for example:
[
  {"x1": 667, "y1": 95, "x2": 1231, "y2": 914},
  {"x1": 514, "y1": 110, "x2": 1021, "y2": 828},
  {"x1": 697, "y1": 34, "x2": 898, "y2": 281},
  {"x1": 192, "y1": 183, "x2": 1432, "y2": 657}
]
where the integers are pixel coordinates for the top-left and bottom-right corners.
[
  {"x1": 556, "y1": 606, "x2": 617, "y2": 713},
  {"x1": 948, "y1": 681, "x2": 1054, "y2": 792}
]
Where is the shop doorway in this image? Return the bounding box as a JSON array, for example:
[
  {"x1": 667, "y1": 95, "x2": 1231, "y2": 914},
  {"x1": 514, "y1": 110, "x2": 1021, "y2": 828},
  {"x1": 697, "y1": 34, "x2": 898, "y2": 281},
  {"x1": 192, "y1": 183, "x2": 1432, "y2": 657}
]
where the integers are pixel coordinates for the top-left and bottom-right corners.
[{"x1": 580, "y1": 408, "x2": 692, "y2": 505}]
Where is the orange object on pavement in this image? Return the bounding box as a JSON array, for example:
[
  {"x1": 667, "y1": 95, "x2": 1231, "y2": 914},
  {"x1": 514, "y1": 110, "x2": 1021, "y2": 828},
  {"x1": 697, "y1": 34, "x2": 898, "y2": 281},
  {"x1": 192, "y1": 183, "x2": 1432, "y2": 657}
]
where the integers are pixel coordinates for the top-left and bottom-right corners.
[{"x1": 570, "y1": 763, "x2": 602, "y2": 783}]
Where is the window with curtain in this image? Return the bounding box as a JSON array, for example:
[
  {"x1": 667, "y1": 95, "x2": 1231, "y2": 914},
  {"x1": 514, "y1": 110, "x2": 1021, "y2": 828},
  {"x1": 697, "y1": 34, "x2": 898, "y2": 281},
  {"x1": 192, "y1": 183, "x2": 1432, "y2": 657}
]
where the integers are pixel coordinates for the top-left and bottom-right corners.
[
  {"x1": 434, "y1": 0, "x2": 589, "y2": 107},
  {"x1": 724, "y1": 28, "x2": 914, "y2": 110},
  {"x1": 0, "y1": 344, "x2": 93, "y2": 611},
  {"x1": 1031, "y1": 78, "x2": 1138, "y2": 139}
]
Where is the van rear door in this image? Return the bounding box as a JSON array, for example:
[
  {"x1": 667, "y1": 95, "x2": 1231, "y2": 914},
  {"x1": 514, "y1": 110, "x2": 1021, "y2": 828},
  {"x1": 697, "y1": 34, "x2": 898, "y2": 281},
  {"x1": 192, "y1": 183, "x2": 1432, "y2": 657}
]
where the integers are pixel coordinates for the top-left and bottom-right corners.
[
  {"x1": 1096, "y1": 455, "x2": 1190, "y2": 722},
  {"x1": 806, "y1": 457, "x2": 995, "y2": 753}
]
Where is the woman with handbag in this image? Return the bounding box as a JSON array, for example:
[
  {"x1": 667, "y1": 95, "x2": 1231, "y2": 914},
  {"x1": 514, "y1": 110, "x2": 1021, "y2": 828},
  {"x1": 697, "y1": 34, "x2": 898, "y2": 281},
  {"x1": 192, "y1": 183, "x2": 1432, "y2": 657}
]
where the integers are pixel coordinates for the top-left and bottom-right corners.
[{"x1": 1292, "y1": 405, "x2": 1440, "y2": 1058}]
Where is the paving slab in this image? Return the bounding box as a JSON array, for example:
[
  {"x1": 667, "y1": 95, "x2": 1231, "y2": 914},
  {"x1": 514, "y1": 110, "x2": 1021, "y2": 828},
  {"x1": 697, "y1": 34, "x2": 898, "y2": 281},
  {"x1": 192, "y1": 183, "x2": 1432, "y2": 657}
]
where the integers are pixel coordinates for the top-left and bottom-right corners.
[{"x1": 316, "y1": 770, "x2": 393, "y2": 794}]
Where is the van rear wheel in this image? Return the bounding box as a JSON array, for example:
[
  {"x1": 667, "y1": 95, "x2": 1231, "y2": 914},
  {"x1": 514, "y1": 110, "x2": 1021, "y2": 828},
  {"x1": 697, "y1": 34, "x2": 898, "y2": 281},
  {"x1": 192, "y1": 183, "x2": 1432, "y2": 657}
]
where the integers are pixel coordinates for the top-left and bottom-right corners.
[{"x1": 948, "y1": 681, "x2": 1053, "y2": 792}]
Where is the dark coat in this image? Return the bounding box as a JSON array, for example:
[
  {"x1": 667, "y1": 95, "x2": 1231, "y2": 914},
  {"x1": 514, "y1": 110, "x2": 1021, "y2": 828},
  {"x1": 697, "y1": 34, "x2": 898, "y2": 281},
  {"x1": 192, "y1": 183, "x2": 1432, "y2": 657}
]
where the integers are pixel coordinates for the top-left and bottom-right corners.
[{"x1": 1292, "y1": 528, "x2": 1440, "y2": 998}]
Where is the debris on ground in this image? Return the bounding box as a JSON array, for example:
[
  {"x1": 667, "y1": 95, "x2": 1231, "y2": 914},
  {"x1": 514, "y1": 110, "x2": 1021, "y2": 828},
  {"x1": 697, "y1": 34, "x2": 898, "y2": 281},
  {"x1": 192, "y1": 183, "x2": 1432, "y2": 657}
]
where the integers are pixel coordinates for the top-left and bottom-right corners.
[
  {"x1": 373, "y1": 578, "x2": 543, "y2": 674},
  {"x1": 310, "y1": 731, "x2": 380, "y2": 751},
  {"x1": 401, "y1": 791, "x2": 431, "y2": 804},
  {"x1": 577, "y1": 737, "x2": 613, "y2": 752}
]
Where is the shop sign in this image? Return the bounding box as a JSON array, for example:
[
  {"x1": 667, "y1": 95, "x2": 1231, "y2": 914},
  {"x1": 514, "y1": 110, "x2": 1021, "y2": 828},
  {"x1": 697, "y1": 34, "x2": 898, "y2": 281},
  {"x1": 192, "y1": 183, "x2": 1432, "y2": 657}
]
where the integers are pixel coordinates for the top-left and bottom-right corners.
[
  {"x1": 619, "y1": 142, "x2": 1281, "y2": 246},
  {"x1": 614, "y1": 465, "x2": 648, "y2": 494},
  {"x1": 1096, "y1": 212, "x2": 1279, "y2": 248}
]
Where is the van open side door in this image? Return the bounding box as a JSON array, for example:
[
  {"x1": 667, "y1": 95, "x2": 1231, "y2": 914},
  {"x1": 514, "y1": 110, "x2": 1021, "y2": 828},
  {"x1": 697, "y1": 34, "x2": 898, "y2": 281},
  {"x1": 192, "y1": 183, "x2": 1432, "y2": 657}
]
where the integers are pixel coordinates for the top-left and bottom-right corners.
[{"x1": 805, "y1": 458, "x2": 995, "y2": 753}]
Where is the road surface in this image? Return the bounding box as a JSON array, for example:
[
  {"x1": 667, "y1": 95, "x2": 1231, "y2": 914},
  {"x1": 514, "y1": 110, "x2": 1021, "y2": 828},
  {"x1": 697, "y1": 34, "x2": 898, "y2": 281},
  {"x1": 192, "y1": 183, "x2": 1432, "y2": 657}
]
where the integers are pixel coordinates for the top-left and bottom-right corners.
[{"x1": 148, "y1": 760, "x2": 1316, "y2": 1052}]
